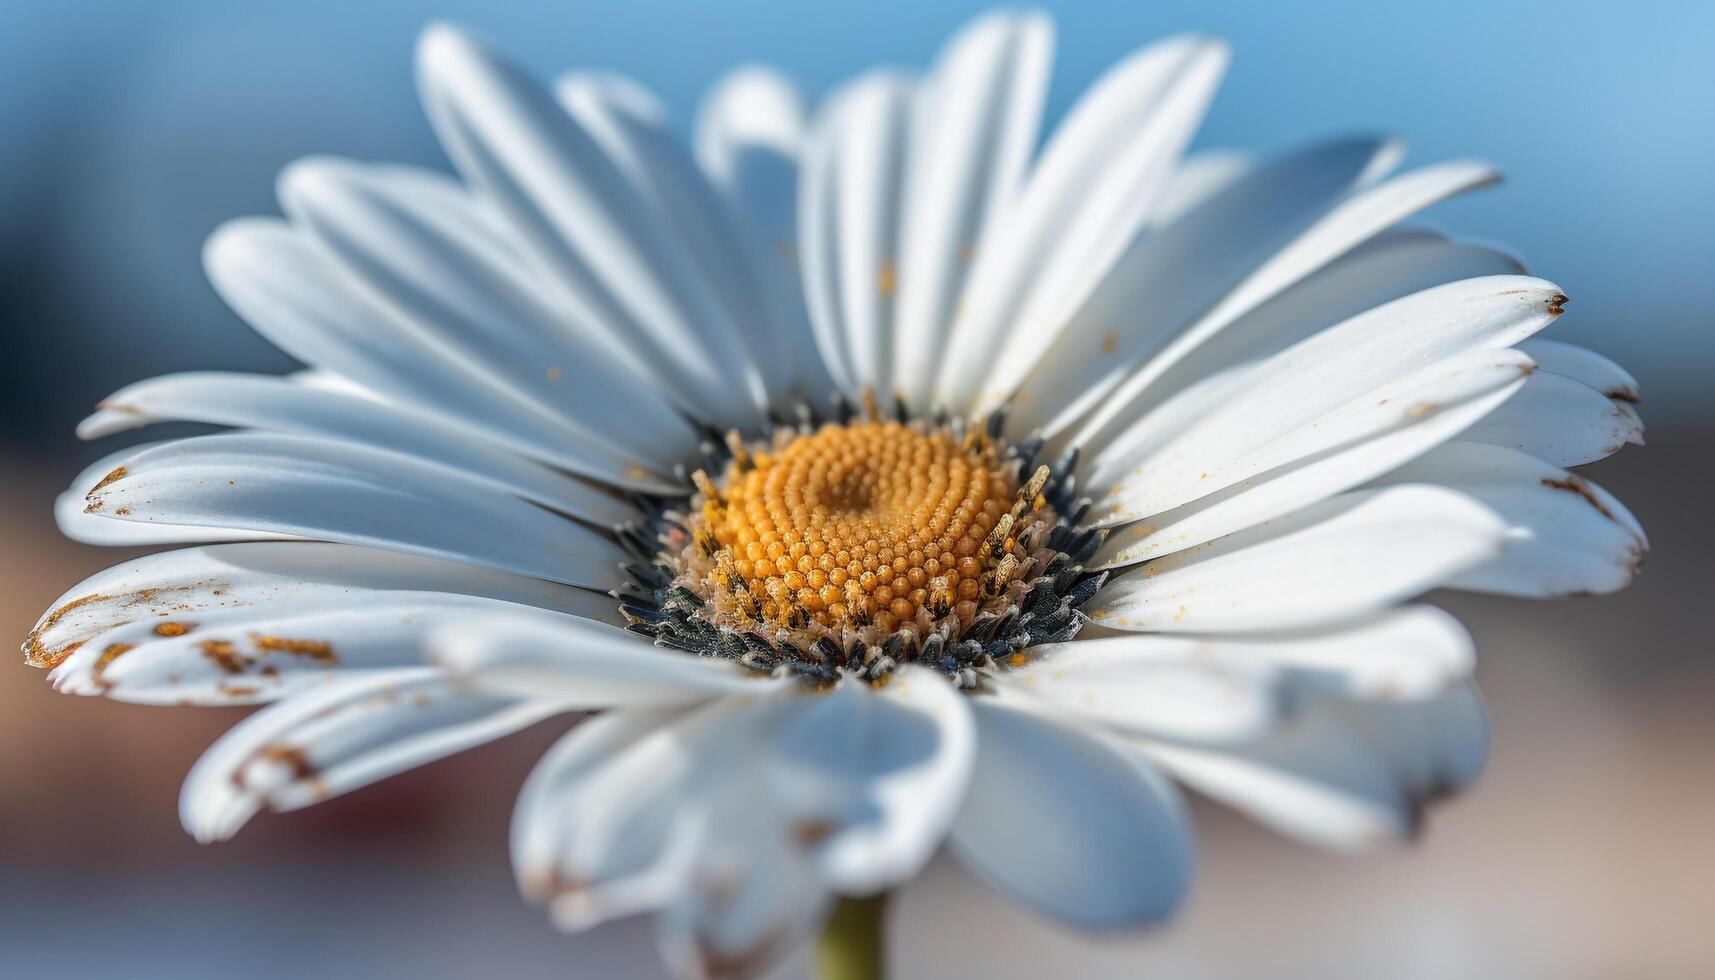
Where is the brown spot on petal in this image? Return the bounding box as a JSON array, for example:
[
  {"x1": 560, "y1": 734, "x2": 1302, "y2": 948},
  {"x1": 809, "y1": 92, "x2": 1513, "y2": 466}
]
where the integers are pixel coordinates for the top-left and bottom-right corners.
[
  {"x1": 89, "y1": 643, "x2": 136, "y2": 691},
  {"x1": 88, "y1": 465, "x2": 128, "y2": 496},
  {"x1": 23, "y1": 592, "x2": 112, "y2": 668},
  {"x1": 1546, "y1": 293, "x2": 1568, "y2": 316},
  {"x1": 1541, "y1": 476, "x2": 1615, "y2": 521},
  {"x1": 243, "y1": 744, "x2": 327, "y2": 800},
  {"x1": 154, "y1": 621, "x2": 194, "y2": 637},
  {"x1": 1404, "y1": 401, "x2": 1439, "y2": 419},
  {"x1": 199, "y1": 639, "x2": 247, "y2": 674},
  {"x1": 1605, "y1": 386, "x2": 1641, "y2": 404},
  {"x1": 876, "y1": 260, "x2": 896, "y2": 297},
  {"x1": 22, "y1": 581, "x2": 231, "y2": 669},
  {"x1": 792, "y1": 819, "x2": 837, "y2": 848},
  {"x1": 251, "y1": 635, "x2": 338, "y2": 667},
  {"x1": 1626, "y1": 542, "x2": 1648, "y2": 579},
  {"x1": 697, "y1": 924, "x2": 790, "y2": 980}
]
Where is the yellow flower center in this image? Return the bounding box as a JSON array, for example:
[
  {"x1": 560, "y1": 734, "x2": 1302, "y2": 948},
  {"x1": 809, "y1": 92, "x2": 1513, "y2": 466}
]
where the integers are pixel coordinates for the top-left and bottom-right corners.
[{"x1": 678, "y1": 419, "x2": 1052, "y2": 642}]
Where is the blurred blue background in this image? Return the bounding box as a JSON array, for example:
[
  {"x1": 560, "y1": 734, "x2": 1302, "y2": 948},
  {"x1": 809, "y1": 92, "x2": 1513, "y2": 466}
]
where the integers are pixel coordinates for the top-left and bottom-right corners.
[
  {"x1": 2, "y1": 0, "x2": 1710, "y2": 449},
  {"x1": 2, "y1": 2, "x2": 1711, "y2": 978}
]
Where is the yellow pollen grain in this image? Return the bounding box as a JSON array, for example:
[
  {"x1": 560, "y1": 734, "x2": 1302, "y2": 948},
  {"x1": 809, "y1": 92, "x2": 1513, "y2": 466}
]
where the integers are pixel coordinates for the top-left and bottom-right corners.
[
  {"x1": 691, "y1": 420, "x2": 1021, "y2": 635},
  {"x1": 877, "y1": 260, "x2": 897, "y2": 297}
]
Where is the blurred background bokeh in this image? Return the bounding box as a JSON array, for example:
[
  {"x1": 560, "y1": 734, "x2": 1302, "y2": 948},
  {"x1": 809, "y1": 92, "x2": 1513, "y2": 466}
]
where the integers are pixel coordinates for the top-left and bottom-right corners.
[{"x1": 2, "y1": 1, "x2": 1711, "y2": 977}]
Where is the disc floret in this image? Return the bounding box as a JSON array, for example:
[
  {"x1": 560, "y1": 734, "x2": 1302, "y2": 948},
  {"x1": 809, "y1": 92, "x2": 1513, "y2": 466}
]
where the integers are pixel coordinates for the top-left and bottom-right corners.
[{"x1": 616, "y1": 404, "x2": 1108, "y2": 687}]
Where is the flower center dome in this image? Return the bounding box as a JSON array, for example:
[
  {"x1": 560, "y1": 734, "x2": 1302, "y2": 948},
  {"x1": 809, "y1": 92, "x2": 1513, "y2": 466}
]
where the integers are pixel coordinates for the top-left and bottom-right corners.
[
  {"x1": 617, "y1": 405, "x2": 1110, "y2": 687},
  {"x1": 692, "y1": 420, "x2": 1029, "y2": 635}
]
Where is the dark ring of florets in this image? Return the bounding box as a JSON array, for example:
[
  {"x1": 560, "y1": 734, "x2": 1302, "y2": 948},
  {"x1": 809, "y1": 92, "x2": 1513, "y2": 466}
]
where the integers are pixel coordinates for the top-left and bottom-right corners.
[{"x1": 610, "y1": 396, "x2": 1107, "y2": 688}]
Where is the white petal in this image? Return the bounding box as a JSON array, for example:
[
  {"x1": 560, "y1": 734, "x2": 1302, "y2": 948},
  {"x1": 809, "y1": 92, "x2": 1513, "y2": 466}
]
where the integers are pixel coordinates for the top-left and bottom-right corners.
[
  {"x1": 431, "y1": 614, "x2": 770, "y2": 709},
  {"x1": 657, "y1": 766, "x2": 830, "y2": 980},
  {"x1": 1069, "y1": 234, "x2": 1525, "y2": 452},
  {"x1": 798, "y1": 71, "x2": 914, "y2": 399},
  {"x1": 83, "y1": 433, "x2": 627, "y2": 588},
  {"x1": 694, "y1": 67, "x2": 835, "y2": 401},
  {"x1": 695, "y1": 67, "x2": 803, "y2": 192},
  {"x1": 891, "y1": 10, "x2": 1052, "y2": 410},
  {"x1": 1376, "y1": 441, "x2": 1645, "y2": 597},
  {"x1": 28, "y1": 539, "x2": 612, "y2": 656},
  {"x1": 1092, "y1": 347, "x2": 1534, "y2": 561},
  {"x1": 31, "y1": 541, "x2": 614, "y2": 694},
  {"x1": 56, "y1": 444, "x2": 292, "y2": 547},
  {"x1": 1068, "y1": 160, "x2": 1504, "y2": 446},
  {"x1": 1088, "y1": 276, "x2": 1565, "y2": 516},
  {"x1": 1228, "y1": 605, "x2": 1475, "y2": 702},
  {"x1": 278, "y1": 157, "x2": 702, "y2": 466},
  {"x1": 1142, "y1": 683, "x2": 1487, "y2": 850},
  {"x1": 941, "y1": 35, "x2": 1229, "y2": 414},
  {"x1": 1461, "y1": 369, "x2": 1644, "y2": 466},
  {"x1": 996, "y1": 605, "x2": 1472, "y2": 748},
  {"x1": 991, "y1": 636, "x2": 1282, "y2": 742},
  {"x1": 556, "y1": 73, "x2": 790, "y2": 409},
  {"x1": 1012, "y1": 137, "x2": 1401, "y2": 433},
  {"x1": 181, "y1": 667, "x2": 553, "y2": 842},
  {"x1": 1145, "y1": 150, "x2": 1253, "y2": 228},
  {"x1": 948, "y1": 700, "x2": 1192, "y2": 930},
  {"x1": 79, "y1": 371, "x2": 674, "y2": 509},
  {"x1": 512, "y1": 705, "x2": 696, "y2": 925},
  {"x1": 769, "y1": 668, "x2": 975, "y2": 894},
  {"x1": 512, "y1": 693, "x2": 829, "y2": 977},
  {"x1": 513, "y1": 698, "x2": 774, "y2": 928},
  {"x1": 1087, "y1": 485, "x2": 1506, "y2": 632},
  {"x1": 416, "y1": 25, "x2": 763, "y2": 429},
  {"x1": 203, "y1": 218, "x2": 666, "y2": 482},
  {"x1": 1516, "y1": 338, "x2": 1641, "y2": 406},
  {"x1": 56, "y1": 598, "x2": 577, "y2": 706}
]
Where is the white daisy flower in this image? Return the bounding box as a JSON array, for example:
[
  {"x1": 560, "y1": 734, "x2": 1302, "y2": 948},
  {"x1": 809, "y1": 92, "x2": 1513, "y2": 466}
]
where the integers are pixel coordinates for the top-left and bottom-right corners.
[{"x1": 25, "y1": 10, "x2": 1646, "y2": 979}]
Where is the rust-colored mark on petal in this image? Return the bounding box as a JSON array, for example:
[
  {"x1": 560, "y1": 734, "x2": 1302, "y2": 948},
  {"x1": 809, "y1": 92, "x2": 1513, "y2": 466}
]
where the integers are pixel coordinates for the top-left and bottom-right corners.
[
  {"x1": 792, "y1": 819, "x2": 837, "y2": 848},
  {"x1": 251, "y1": 635, "x2": 338, "y2": 667},
  {"x1": 1626, "y1": 541, "x2": 1648, "y2": 579},
  {"x1": 88, "y1": 466, "x2": 128, "y2": 496},
  {"x1": 522, "y1": 866, "x2": 601, "y2": 906},
  {"x1": 1605, "y1": 386, "x2": 1641, "y2": 404},
  {"x1": 23, "y1": 592, "x2": 115, "y2": 668},
  {"x1": 154, "y1": 621, "x2": 194, "y2": 637},
  {"x1": 546, "y1": 365, "x2": 562, "y2": 381},
  {"x1": 250, "y1": 744, "x2": 327, "y2": 800},
  {"x1": 89, "y1": 643, "x2": 136, "y2": 691},
  {"x1": 1100, "y1": 331, "x2": 1117, "y2": 354},
  {"x1": 1546, "y1": 293, "x2": 1568, "y2": 316},
  {"x1": 1405, "y1": 401, "x2": 1439, "y2": 419},
  {"x1": 876, "y1": 259, "x2": 896, "y2": 297},
  {"x1": 217, "y1": 683, "x2": 261, "y2": 698},
  {"x1": 198, "y1": 639, "x2": 247, "y2": 674},
  {"x1": 698, "y1": 925, "x2": 790, "y2": 980},
  {"x1": 1541, "y1": 476, "x2": 1615, "y2": 520}
]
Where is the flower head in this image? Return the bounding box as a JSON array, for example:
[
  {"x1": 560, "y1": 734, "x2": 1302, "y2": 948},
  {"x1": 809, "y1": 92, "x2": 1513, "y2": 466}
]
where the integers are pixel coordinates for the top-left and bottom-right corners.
[{"x1": 26, "y1": 9, "x2": 1644, "y2": 978}]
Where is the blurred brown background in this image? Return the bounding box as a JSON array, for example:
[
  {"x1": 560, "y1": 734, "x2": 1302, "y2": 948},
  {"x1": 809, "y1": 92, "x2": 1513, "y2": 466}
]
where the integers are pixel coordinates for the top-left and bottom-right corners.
[
  {"x1": 3, "y1": 1, "x2": 1712, "y2": 977},
  {"x1": 5, "y1": 438, "x2": 1711, "y2": 978}
]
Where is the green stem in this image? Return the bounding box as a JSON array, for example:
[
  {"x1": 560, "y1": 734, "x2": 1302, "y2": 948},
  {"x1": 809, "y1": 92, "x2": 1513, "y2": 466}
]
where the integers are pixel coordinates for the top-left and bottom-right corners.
[{"x1": 814, "y1": 893, "x2": 889, "y2": 980}]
